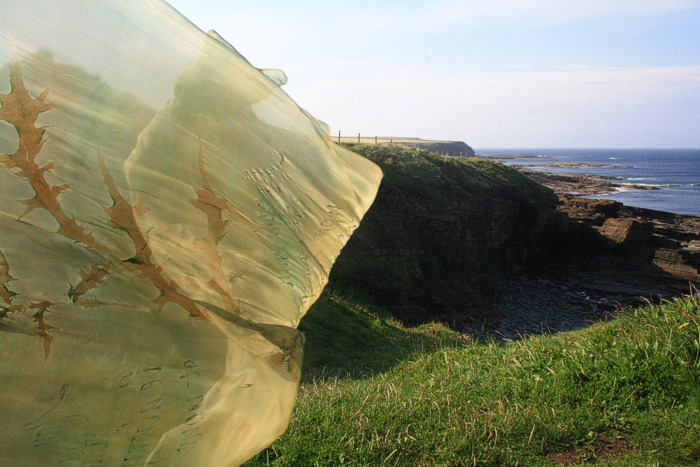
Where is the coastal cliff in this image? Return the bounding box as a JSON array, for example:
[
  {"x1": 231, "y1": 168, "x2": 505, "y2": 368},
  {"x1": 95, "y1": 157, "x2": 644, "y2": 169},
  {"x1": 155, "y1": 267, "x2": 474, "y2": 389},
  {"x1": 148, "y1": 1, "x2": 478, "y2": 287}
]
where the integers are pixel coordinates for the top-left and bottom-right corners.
[
  {"x1": 328, "y1": 144, "x2": 700, "y2": 330},
  {"x1": 329, "y1": 144, "x2": 557, "y2": 324}
]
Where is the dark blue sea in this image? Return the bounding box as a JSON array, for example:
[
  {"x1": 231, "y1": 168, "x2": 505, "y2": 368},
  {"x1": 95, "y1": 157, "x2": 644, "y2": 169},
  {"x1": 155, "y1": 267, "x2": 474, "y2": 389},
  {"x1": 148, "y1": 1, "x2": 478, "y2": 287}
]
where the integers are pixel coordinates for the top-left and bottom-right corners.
[{"x1": 476, "y1": 149, "x2": 700, "y2": 217}]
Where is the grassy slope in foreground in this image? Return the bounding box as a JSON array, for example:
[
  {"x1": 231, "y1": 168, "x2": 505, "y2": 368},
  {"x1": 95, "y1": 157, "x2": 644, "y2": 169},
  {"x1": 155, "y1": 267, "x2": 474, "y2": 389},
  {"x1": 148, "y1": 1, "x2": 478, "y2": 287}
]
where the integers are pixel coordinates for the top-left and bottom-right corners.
[{"x1": 246, "y1": 291, "x2": 700, "y2": 466}]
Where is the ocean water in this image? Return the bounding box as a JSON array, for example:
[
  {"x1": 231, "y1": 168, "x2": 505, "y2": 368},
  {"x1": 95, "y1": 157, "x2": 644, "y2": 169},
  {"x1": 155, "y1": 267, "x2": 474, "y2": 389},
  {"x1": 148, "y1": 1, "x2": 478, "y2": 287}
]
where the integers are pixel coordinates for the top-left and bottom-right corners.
[{"x1": 476, "y1": 149, "x2": 700, "y2": 217}]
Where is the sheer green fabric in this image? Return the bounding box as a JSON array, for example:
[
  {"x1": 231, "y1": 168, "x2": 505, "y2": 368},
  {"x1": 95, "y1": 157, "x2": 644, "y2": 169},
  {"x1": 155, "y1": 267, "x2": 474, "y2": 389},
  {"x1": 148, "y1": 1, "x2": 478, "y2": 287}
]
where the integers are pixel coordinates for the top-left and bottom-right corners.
[{"x1": 0, "y1": 1, "x2": 382, "y2": 465}]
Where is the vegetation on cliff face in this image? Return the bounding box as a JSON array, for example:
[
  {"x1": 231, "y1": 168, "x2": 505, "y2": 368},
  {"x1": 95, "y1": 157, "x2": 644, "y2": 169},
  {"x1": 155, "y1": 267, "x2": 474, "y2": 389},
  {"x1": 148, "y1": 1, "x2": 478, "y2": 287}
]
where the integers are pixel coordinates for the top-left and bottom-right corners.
[
  {"x1": 330, "y1": 144, "x2": 557, "y2": 324},
  {"x1": 246, "y1": 290, "x2": 700, "y2": 466}
]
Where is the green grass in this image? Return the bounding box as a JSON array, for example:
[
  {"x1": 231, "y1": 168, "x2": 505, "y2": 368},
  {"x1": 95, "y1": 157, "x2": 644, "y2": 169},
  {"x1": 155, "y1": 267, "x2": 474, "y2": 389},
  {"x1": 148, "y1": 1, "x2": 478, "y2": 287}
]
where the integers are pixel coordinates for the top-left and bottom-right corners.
[
  {"x1": 341, "y1": 143, "x2": 547, "y2": 205},
  {"x1": 297, "y1": 289, "x2": 464, "y2": 382},
  {"x1": 245, "y1": 291, "x2": 700, "y2": 466}
]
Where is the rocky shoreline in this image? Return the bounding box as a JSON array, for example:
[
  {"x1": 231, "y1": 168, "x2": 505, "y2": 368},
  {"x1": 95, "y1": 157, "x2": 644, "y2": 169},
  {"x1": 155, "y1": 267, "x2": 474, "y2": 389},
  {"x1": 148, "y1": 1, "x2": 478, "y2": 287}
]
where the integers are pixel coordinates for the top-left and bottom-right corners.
[
  {"x1": 461, "y1": 164, "x2": 700, "y2": 341},
  {"x1": 519, "y1": 168, "x2": 657, "y2": 196},
  {"x1": 488, "y1": 158, "x2": 658, "y2": 196}
]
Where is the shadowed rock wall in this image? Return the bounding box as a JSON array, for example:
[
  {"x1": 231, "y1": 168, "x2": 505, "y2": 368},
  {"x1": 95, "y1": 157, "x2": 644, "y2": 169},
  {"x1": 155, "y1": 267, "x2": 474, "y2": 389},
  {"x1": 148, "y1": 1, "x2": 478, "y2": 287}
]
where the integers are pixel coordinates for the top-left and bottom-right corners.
[{"x1": 329, "y1": 145, "x2": 557, "y2": 324}]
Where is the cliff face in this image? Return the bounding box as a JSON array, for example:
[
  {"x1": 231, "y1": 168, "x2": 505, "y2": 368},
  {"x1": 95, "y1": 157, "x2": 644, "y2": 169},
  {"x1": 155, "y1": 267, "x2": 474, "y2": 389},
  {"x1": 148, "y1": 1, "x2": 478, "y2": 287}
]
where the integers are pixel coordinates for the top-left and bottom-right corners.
[{"x1": 329, "y1": 145, "x2": 557, "y2": 324}]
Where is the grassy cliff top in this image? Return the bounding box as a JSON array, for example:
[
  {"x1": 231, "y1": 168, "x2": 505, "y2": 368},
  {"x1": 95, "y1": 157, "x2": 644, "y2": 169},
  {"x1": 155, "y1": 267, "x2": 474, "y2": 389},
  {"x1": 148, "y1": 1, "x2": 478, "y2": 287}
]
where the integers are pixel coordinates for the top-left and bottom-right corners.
[
  {"x1": 246, "y1": 289, "x2": 700, "y2": 466},
  {"x1": 343, "y1": 143, "x2": 544, "y2": 201},
  {"x1": 336, "y1": 139, "x2": 475, "y2": 157}
]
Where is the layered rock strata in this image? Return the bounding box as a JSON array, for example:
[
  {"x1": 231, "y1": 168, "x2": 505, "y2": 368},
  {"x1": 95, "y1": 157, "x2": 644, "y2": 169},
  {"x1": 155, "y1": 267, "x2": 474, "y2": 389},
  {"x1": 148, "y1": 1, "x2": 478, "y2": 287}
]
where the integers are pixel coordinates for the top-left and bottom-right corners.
[{"x1": 544, "y1": 195, "x2": 700, "y2": 285}]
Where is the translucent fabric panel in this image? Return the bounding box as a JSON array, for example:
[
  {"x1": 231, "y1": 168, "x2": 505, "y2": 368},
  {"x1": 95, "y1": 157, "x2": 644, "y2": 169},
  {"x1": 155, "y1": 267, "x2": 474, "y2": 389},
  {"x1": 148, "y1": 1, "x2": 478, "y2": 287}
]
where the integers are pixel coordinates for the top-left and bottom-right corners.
[{"x1": 0, "y1": 1, "x2": 382, "y2": 466}]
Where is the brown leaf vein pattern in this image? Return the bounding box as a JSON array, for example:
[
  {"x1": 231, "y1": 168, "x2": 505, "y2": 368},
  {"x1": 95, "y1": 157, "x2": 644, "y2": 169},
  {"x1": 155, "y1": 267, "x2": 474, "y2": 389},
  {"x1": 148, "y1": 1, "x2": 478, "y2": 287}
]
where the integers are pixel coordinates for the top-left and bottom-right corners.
[
  {"x1": 0, "y1": 62, "x2": 99, "y2": 249},
  {"x1": 0, "y1": 62, "x2": 214, "y2": 358},
  {"x1": 68, "y1": 264, "x2": 111, "y2": 303},
  {"x1": 96, "y1": 152, "x2": 208, "y2": 320},
  {"x1": 190, "y1": 145, "x2": 239, "y2": 313}
]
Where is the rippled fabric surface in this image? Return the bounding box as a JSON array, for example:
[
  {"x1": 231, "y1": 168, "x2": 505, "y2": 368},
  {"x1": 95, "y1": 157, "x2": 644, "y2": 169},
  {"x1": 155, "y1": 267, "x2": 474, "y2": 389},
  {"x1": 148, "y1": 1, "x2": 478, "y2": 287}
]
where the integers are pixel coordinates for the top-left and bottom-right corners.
[{"x1": 0, "y1": 1, "x2": 382, "y2": 465}]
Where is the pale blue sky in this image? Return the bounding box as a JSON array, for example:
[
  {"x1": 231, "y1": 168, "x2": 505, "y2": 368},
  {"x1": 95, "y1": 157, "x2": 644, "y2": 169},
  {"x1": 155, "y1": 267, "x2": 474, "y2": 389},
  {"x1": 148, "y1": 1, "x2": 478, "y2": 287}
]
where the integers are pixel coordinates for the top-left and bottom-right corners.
[{"x1": 165, "y1": 0, "x2": 700, "y2": 148}]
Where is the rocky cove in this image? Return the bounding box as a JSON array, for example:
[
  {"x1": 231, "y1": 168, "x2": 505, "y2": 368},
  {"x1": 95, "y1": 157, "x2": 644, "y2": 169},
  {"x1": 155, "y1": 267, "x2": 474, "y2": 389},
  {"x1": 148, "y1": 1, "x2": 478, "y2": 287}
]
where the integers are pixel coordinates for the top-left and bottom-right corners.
[{"x1": 328, "y1": 144, "x2": 700, "y2": 340}]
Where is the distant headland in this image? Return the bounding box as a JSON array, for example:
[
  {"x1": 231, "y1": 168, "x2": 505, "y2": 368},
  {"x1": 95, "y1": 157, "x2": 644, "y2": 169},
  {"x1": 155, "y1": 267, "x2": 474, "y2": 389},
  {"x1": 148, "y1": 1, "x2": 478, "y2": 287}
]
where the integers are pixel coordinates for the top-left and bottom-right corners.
[{"x1": 334, "y1": 135, "x2": 475, "y2": 157}]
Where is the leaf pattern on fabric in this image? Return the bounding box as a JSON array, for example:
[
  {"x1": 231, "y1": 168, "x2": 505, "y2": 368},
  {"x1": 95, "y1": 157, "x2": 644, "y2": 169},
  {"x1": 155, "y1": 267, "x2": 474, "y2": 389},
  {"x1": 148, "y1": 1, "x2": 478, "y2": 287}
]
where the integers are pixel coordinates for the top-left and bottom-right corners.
[{"x1": 0, "y1": 1, "x2": 381, "y2": 464}]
